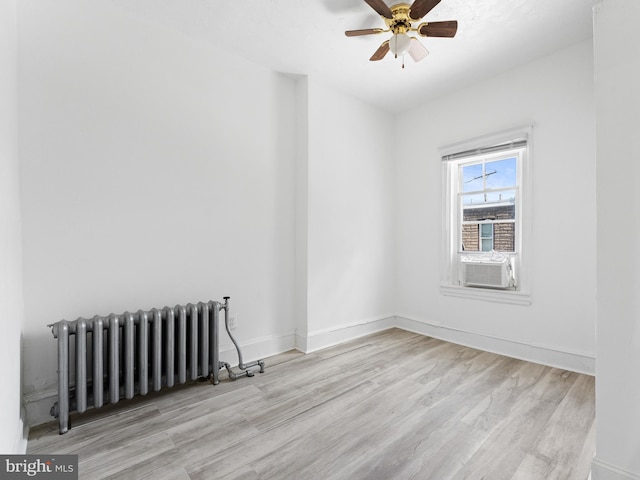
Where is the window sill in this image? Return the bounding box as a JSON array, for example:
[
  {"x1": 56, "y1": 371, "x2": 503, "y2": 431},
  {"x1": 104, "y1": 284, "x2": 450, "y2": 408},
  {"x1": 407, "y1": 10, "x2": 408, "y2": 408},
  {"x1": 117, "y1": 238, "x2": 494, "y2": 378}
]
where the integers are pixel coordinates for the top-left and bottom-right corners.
[{"x1": 440, "y1": 284, "x2": 531, "y2": 306}]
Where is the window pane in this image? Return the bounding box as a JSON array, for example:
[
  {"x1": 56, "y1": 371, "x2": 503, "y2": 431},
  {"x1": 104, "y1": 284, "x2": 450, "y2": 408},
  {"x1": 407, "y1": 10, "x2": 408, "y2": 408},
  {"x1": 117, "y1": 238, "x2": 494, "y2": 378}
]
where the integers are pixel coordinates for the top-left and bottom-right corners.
[
  {"x1": 485, "y1": 157, "x2": 517, "y2": 190},
  {"x1": 462, "y1": 192, "x2": 486, "y2": 206},
  {"x1": 462, "y1": 163, "x2": 483, "y2": 193},
  {"x1": 462, "y1": 221, "x2": 515, "y2": 253},
  {"x1": 462, "y1": 190, "x2": 516, "y2": 221}
]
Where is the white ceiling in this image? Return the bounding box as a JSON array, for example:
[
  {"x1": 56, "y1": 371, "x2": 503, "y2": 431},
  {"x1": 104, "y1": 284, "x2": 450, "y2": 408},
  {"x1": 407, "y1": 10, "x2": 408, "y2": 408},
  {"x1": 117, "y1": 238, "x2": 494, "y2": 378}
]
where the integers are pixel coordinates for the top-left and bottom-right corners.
[{"x1": 111, "y1": 0, "x2": 599, "y2": 114}]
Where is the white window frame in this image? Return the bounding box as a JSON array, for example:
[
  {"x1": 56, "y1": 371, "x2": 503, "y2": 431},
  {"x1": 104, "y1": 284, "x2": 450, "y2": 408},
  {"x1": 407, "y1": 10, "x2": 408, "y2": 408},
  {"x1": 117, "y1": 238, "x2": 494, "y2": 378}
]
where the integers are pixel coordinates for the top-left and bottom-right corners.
[{"x1": 440, "y1": 126, "x2": 533, "y2": 306}]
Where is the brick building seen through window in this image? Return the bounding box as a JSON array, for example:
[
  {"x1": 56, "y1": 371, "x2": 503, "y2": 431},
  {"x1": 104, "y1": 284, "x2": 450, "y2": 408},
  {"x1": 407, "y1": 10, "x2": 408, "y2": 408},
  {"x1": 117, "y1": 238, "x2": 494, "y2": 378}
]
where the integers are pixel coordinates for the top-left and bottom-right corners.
[{"x1": 462, "y1": 201, "x2": 515, "y2": 252}]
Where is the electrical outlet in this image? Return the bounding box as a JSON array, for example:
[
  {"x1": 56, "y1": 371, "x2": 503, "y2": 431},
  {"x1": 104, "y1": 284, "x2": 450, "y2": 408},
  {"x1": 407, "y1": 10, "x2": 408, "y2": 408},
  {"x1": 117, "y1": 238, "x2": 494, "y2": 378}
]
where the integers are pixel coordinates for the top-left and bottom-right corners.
[{"x1": 229, "y1": 314, "x2": 237, "y2": 331}]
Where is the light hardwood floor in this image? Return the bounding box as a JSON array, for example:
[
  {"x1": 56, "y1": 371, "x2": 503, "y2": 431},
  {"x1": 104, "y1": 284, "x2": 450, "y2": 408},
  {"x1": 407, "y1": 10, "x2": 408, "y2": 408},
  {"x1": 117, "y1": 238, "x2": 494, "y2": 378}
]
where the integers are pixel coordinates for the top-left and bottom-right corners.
[{"x1": 28, "y1": 328, "x2": 595, "y2": 479}]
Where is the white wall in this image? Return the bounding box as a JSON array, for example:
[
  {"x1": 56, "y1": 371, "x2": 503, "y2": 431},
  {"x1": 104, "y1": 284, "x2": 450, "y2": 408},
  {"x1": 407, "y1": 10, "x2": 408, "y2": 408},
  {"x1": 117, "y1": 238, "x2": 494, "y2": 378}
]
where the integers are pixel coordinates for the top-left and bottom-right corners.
[
  {"x1": 395, "y1": 40, "x2": 597, "y2": 373},
  {"x1": 18, "y1": 0, "x2": 297, "y2": 426},
  {"x1": 0, "y1": 0, "x2": 26, "y2": 453},
  {"x1": 593, "y1": 1, "x2": 640, "y2": 478},
  {"x1": 303, "y1": 80, "x2": 396, "y2": 351}
]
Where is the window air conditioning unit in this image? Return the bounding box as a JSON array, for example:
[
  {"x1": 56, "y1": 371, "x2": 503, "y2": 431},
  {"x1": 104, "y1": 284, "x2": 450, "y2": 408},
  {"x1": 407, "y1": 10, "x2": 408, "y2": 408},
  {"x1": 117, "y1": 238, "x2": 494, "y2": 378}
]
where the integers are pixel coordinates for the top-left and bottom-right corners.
[{"x1": 461, "y1": 256, "x2": 512, "y2": 289}]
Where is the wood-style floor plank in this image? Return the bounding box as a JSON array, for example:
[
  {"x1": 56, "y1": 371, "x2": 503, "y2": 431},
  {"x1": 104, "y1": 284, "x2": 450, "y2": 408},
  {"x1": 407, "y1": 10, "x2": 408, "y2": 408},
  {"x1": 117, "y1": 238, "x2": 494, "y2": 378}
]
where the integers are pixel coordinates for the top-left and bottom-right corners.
[{"x1": 28, "y1": 328, "x2": 595, "y2": 479}]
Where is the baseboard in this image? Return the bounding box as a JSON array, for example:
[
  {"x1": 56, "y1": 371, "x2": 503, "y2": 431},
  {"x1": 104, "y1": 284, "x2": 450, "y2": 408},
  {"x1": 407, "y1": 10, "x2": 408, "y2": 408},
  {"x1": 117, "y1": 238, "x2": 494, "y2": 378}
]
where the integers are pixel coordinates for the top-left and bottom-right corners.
[
  {"x1": 23, "y1": 316, "x2": 595, "y2": 428},
  {"x1": 23, "y1": 386, "x2": 58, "y2": 430},
  {"x1": 295, "y1": 332, "x2": 308, "y2": 353},
  {"x1": 218, "y1": 331, "x2": 297, "y2": 366},
  {"x1": 18, "y1": 427, "x2": 28, "y2": 454},
  {"x1": 298, "y1": 314, "x2": 594, "y2": 374},
  {"x1": 395, "y1": 315, "x2": 595, "y2": 375},
  {"x1": 592, "y1": 457, "x2": 640, "y2": 480},
  {"x1": 302, "y1": 315, "x2": 397, "y2": 353},
  {"x1": 11, "y1": 420, "x2": 27, "y2": 454}
]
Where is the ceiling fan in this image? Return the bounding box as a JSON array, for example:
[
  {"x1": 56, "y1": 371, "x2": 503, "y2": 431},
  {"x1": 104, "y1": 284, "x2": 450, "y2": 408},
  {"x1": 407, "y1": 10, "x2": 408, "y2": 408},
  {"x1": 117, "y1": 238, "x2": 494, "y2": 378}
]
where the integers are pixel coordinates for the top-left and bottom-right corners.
[{"x1": 345, "y1": 0, "x2": 458, "y2": 68}]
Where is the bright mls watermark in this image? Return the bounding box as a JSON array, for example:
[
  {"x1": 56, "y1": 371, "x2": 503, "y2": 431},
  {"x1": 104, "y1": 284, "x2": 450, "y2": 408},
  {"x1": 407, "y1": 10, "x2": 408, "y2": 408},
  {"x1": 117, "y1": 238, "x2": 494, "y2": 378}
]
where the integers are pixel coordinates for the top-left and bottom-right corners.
[{"x1": 0, "y1": 455, "x2": 77, "y2": 479}]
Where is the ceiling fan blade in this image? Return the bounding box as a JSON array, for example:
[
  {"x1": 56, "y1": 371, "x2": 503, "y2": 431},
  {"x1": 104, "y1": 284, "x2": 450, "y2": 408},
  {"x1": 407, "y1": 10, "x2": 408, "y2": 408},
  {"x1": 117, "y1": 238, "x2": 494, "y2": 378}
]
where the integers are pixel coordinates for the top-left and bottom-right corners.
[
  {"x1": 345, "y1": 28, "x2": 385, "y2": 37},
  {"x1": 418, "y1": 20, "x2": 458, "y2": 38},
  {"x1": 408, "y1": 38, "x2": 429, "y2": 62},
  {"x1": 364, "y1": 0, "x2": 393, "y2": 19},
  {"x1": 370, "y1": 40, "x2": 390, "y2": 61},
  {"x1": 409, "y1": 0, "x2": 441, "y2": 20}
]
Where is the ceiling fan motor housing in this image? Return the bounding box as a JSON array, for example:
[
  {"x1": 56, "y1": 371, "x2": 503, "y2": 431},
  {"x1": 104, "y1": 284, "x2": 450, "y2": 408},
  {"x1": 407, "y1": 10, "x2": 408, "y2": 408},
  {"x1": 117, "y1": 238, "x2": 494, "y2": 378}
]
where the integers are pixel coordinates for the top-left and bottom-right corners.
[{"x1": 385, "y1": 3, "x2": 413, "y2": 34}]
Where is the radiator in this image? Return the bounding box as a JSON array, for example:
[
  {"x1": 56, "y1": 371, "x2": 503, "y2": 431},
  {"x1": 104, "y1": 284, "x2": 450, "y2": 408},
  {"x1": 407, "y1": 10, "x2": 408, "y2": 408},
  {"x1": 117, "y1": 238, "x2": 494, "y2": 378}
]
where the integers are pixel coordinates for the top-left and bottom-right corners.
[{"x1": 49, "y1": 297, "x2": 264, "y2": 434}]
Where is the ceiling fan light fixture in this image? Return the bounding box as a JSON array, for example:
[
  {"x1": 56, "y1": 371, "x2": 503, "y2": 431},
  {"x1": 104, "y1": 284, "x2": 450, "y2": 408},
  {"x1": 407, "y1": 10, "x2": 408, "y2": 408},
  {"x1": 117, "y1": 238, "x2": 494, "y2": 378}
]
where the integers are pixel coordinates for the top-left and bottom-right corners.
[{"x1": 389, "y1": 33, "x2": 411, "y2": 57}]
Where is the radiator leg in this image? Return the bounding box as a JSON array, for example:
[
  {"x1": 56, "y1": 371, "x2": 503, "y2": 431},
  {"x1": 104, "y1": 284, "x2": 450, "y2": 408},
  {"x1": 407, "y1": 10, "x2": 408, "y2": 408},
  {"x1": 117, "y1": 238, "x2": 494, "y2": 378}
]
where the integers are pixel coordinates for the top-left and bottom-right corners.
[{"x1": 218, "y1": 297, "x2": 265, "y2": 381}]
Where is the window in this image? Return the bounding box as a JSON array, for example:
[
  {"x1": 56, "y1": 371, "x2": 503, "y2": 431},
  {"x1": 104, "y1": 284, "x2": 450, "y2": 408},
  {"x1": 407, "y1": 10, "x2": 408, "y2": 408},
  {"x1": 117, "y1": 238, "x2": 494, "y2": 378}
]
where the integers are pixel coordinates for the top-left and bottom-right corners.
[
  {"x1": 479, "y1": 223, "x2": 494, "y2": 252},
  {"x1": 440, "y1": 126, "x2": 532, "y2": 304},
  {"x1": 461, "y1": 155, "x2": 517, "y2": 254}
]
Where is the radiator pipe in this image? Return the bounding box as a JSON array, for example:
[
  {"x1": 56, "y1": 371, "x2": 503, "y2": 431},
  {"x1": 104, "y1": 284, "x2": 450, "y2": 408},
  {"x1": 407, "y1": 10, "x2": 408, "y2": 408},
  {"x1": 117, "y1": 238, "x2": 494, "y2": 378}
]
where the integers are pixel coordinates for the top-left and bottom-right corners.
[{"x1": 218, "y1": 296, "x2": 265, "y2": 380}]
